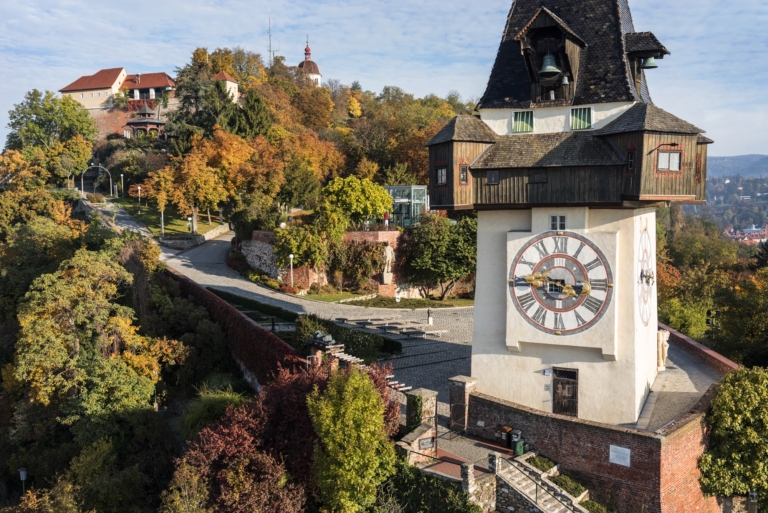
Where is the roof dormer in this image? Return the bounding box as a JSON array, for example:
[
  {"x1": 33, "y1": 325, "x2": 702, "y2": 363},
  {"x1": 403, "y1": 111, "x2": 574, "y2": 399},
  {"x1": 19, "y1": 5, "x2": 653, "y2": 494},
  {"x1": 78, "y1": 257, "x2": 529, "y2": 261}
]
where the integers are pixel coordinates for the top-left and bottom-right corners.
[{"x1": 514, "y1": 7, "x2": 586, "y2": 107}]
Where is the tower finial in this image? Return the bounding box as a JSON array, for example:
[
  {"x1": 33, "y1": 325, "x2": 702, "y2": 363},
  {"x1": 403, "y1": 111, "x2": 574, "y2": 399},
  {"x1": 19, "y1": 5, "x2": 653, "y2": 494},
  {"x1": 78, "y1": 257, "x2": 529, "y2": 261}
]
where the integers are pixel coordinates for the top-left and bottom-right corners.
[{"x1": 305, "y1": 36, "x2": 311, "y2": 60}]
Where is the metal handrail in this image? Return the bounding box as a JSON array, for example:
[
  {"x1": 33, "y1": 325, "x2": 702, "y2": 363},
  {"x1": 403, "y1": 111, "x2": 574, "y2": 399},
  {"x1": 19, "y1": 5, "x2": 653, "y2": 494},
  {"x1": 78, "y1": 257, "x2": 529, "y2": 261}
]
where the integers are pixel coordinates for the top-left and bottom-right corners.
[{"x1": 498, "y1": 456, "x2": 581, "y2": 512}]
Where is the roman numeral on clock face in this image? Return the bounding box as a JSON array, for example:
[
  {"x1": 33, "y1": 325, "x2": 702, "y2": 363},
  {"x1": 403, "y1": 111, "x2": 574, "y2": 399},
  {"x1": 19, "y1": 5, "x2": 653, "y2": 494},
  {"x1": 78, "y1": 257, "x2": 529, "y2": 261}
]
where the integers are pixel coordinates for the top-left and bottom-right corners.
[
  {"x1": 534, "y1": 241, "x2": 549, "y2": 259},
  {"x1": 574, "y1": 310, "x2": 587, "y2": 327},
  {"x1": 518, "y1": 292, "x2": 536, "y2": 312},
  {"x1": 519, "y1": 256, "x2": 536, "y2": 269},
  {"x1": 573, "y1": 242, "x2": 586, "y2": 259},
  {"x1": 554, "y1": 313, "x2": 565, "y2": 330},
  {"x1": 553, "y1": 237, "x2": 568, "y2": 254},
  {"x1": 591, "y1": 279, "x2": 608, "y2": 292},
  {"x1": 583, "y1": 296, "x2": 603, "y2": 315},
  {"x1": 532, "y1": 306, "x2": 547, "y2": 325},
  {"x1": 584, "y1": 258, "x2": 603, "y2": 272}
]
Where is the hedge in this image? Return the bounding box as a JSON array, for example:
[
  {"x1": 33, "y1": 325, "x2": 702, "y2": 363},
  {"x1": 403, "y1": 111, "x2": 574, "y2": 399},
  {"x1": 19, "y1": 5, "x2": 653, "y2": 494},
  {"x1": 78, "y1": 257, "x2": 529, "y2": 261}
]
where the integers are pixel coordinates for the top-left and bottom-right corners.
[{"x1": 164, "y1": 270, "x2": 302, "y2": 385}]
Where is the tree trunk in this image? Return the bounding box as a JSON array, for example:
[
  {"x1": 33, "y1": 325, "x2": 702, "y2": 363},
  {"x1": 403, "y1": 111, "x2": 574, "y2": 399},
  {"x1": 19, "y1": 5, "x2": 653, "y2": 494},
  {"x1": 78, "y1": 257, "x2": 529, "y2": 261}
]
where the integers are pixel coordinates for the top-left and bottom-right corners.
[
  {"x1": 207, "y1": 208, "x2": 212, "y2": 225},
  {"x1": 192, "y1": 206, "x2": 199, "y2": 235},
  {"x1": 440, "y1": 281, "x2": 456, "y2": 301},
  {"x1": 160, "y1": 210, "x2": 165, "y2": 237}
]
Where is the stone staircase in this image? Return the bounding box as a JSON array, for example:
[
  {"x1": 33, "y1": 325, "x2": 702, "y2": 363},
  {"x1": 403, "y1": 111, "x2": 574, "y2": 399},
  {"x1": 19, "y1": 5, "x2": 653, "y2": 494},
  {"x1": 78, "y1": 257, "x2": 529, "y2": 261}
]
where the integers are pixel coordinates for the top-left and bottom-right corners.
[{"x1": 495, "y1": 457, "x2": 586, "y2": 513}]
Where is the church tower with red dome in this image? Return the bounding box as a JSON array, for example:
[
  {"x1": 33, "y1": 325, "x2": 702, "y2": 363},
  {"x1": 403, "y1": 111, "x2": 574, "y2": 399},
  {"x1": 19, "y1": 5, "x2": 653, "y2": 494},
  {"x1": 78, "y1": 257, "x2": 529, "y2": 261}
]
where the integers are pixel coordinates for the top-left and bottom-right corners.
[{"x1": 297, "y1": 39, "x2": 322, "y2": 87}]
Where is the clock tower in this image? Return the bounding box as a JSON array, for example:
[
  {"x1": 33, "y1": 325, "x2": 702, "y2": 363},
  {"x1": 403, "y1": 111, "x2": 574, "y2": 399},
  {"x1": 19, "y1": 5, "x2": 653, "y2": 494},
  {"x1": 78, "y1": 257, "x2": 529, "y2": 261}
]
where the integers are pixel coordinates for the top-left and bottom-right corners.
[{"x1": 427, "y1": 0, "x2": 710, "y2": 425}]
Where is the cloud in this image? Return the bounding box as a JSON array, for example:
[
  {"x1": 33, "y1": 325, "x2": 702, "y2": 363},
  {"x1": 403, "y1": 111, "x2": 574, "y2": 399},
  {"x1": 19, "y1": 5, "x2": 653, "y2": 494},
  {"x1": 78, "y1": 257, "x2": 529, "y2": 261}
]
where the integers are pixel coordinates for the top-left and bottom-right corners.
[{"x1": 1, "y1": 0, "x2": 765, "y2": 155}]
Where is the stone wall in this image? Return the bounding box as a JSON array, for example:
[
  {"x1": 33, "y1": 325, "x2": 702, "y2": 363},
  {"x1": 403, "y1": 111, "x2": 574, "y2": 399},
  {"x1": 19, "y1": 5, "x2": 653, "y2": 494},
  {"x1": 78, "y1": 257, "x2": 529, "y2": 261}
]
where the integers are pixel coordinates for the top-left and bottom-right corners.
[
  {"x1": 242, "y1": 229, "x2": 475, "y2": 297},
  {"x1": 659, "y1": 322, "x2": 739, "y2": 376},
  {"x1": 452, "y1": 382, "x2": 721, "y2": 513},
  {"x1": 495, "y1": 476, "x2": 542, "y2": 513}
]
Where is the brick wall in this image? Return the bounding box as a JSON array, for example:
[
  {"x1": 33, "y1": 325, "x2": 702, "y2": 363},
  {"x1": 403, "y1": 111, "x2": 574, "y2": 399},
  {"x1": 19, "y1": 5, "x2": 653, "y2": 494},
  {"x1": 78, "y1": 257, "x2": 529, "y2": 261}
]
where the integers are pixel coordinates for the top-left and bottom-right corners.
[
  {"x1": 467, "y1": 392, "x2": 664, "y2": 512},
  {"x1": 658, "y1": 386, "x2": 720, "y2": 513},
  {"x1": 660, "y1": 322, "x2": 739, "y2": 376}
]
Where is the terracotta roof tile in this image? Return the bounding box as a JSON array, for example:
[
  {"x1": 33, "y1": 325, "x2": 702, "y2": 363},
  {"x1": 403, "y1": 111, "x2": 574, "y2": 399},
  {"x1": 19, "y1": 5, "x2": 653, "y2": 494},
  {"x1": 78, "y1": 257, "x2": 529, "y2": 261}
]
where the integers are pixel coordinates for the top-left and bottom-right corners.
[
  {"x1": 60, "y1": 68, "x2": 125, "y2": 92},
  {"x1": 211, "y1": 71, "x2": 236, "y2": 82},
  {"x1": 426, "y1": 115, "x2": 498, "y2": 146},
  {"x1": 471, "y1": 132, "x2": 625, "y2": 169},
  {"x1": 122, "y1": 72, "x2": 176, "y2": 90}
]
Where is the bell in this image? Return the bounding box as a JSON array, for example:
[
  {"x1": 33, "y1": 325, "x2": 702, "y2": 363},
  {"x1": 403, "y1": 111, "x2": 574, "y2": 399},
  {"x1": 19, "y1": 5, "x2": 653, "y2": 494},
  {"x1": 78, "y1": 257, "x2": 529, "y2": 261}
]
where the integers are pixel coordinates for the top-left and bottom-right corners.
[
  {"x1": 641, "y1": 56, "x2": 658, "y2": 69},
  {"x1": 538, "y1": 53, "x2": 561, "y2": 78},
  {"x1": 560, "y1": 75, "x2": 569, "y2": 85}
]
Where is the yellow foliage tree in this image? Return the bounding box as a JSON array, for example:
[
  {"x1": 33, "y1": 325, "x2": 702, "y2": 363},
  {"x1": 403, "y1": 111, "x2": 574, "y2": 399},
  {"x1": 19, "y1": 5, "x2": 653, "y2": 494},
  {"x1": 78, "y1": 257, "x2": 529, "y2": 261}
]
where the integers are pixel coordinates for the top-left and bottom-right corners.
[
  {"x1": 279, "y1": 131, "x2": 345, "y2": 181},
  {"x1": 354, "y1": 158, "x2": 379, "y2": 180}
]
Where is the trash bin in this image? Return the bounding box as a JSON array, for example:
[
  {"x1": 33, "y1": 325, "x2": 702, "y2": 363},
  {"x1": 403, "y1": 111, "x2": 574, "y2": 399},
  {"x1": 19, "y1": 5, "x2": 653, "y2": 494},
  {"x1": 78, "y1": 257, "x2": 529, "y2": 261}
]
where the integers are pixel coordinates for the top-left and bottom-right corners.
[
  {"x1": 494, "y1": 425, "x2": 513, "y2": 447},
  {"x1": 510, "y1": 430, "x2": 525, "y2": 456}
]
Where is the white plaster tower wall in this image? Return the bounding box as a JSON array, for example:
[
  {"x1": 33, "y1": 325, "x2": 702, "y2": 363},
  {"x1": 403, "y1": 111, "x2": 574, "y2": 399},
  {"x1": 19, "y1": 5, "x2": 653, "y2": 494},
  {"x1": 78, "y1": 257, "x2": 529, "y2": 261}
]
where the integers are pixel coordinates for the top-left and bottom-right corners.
[{"x1": 472, "y1": 207, "x2": 659, "y2": 425}]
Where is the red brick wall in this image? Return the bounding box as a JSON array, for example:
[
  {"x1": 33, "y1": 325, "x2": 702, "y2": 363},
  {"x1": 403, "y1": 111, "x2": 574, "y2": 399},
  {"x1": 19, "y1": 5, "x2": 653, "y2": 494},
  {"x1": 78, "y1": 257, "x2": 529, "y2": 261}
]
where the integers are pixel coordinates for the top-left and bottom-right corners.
[
  {"x1": 659, "y1": 411, "x2": 720, "y2": 513},
  {"x1": 467, "y1": 392, "x2": 663, "y2": 512}
]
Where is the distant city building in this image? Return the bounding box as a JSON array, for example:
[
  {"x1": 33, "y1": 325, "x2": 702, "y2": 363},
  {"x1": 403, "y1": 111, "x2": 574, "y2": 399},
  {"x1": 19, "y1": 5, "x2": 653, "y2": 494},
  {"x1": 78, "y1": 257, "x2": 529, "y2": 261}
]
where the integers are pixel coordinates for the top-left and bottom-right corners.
[
  {"x1": 725, "y1": 223, "x2": 768, "y2": 245},
  {"x1": 297, "y1": 39, "x2": 322, "y2": 86}
]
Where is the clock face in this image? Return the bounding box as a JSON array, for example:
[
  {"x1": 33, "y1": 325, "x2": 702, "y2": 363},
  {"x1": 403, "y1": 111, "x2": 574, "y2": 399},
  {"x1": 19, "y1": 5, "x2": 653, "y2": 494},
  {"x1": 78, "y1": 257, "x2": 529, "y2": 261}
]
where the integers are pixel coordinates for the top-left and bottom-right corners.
[
  {"x1": 509, "y1": 231, "x2": 614, "y2": 335},
  {"x1": 637, "y1": 228, "x2": 654, "y2": 326}
]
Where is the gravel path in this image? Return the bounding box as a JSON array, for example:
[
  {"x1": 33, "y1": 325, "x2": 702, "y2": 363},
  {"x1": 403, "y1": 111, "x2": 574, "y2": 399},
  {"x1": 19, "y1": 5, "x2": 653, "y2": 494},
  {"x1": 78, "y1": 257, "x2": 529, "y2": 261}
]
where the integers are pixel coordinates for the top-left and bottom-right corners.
[{"x1": 162, "y1": 234, "x2": 473, "y2": 418}]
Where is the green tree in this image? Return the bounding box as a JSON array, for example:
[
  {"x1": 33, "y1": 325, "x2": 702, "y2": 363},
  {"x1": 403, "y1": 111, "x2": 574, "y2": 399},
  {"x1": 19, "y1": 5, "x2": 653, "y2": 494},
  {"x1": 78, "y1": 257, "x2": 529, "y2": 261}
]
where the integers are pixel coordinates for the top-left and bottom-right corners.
[
  {"x1": 238, "y1": 88, "x2": 272, "y2": 139},
  {"x1": 277, "y1": 158, "x2": 321, "y2": 209},
  {"x1": 380, "y1": 162, "x2": 418, "y2": 186},
  {"x1": 321, "y1": 176, "x2": 392, "y2": 227},
  {"x1": 699, "y1": 368, "x2": 768, "y2": 502},
  {"x1": 307, "y1": 367, "x2": 396, "y2": 512},
  {"x1": 404, "y1": 215, "x2": 477, "y2": 300},
  {"x1": 160, "y1": 460, "x2": 212, "y2": 513},
  {"x1": 5, "y1": 89, "x2": 97, "y2": 151}
]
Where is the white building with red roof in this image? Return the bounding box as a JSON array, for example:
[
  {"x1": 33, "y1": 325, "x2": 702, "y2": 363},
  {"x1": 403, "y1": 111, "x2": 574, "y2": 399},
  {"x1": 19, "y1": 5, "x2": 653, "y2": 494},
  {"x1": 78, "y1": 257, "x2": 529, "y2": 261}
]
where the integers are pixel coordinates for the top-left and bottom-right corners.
[
  {"x1": 60, "y1": 68, "x2": 176, "y2": 110},
  {"x1": 211, "y1": 71, "x2": 239, "y2": 102}
]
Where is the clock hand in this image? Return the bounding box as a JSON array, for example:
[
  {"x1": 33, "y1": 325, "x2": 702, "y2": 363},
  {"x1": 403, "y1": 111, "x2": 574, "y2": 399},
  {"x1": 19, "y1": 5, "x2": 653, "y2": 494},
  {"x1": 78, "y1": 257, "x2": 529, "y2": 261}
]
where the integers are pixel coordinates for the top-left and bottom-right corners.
[{"x1": 509, "y1": 271, "x2": 549, "y2": 288}]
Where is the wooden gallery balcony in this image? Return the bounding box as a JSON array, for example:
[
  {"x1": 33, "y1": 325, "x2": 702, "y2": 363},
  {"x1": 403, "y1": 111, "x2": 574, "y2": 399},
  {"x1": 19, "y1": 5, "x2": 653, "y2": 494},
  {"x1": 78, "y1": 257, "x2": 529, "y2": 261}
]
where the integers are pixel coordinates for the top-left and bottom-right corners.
[{"x1": 427, "y1": 106, "x2": 711, "y2": 211}]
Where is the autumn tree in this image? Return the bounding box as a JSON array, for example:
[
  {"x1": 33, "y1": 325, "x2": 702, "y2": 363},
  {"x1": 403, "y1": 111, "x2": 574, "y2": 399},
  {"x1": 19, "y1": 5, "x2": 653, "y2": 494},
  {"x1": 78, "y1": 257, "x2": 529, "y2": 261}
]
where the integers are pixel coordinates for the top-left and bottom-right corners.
[
  {"x1": 13, "y1": 249, "x2": 183, "y2": 430},
  {"x1": 320, "y1": 176, "x2": 392, "y2": 226},
  {"x1": 292, "y1": 87, "x2": 334, "y2": 130},
  {"x1": 307, "y1": 367, "x2": 396, "y2": 512},
  {"x1": 699, "y1": 368, "x2": 768, "y2": 502},
  {"x1": 354, "y1": 157, "x2": 379, "y2": 180}
]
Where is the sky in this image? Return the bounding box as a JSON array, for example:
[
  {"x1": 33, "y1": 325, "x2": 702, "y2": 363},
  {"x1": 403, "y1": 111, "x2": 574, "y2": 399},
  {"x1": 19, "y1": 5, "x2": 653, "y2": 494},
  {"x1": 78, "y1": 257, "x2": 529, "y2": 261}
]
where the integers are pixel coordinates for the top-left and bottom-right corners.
[{"x1": 0, "y1": 0, "x2": 766, "y2": 156}]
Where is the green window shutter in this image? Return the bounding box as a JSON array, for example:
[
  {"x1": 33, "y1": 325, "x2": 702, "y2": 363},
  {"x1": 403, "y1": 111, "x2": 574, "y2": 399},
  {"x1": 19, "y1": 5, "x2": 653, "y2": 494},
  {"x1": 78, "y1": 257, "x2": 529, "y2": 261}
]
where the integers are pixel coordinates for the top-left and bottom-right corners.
[
  {"x1": 513, "y1": 111, "x2": 534, "y2": 133},
  {"x1": 571, "y1": 108, "x2": 592, "y2": 130}
]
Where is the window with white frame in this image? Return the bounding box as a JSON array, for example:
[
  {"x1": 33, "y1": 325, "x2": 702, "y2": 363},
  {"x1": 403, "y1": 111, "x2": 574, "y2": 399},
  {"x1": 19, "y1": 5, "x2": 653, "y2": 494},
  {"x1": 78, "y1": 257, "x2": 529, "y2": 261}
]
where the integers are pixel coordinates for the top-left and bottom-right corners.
[
  {"x1": 459, "y1": 164, "x2": 468, "y2": 184},
  {"x1": 550, "y1": 215, "x2": 566, "y2": 231},
  {"x1": 487, "y1": 170, "x2": 500, "y2": 185},
  {"x1": 90, "y1": 92, "x2": 94, "y2": 98},
  {"x1": 658, "y1": 151, "x2": 681, "y2": 172},
  {"x1": 97, "y1": 92, "x2": 101, "y2": 97},
  {"x1": 570, "y1": 107, "x2": 592, "y2": 130},
  {"x1": 513, "y1": 111, "x2": 534, "y2": 133},
  {"x1": 80, "y1": 93, "x2": 84, "y2": 99},
  {"x1": 436, "y1": 167, "x2": 447, "y2": 185}
]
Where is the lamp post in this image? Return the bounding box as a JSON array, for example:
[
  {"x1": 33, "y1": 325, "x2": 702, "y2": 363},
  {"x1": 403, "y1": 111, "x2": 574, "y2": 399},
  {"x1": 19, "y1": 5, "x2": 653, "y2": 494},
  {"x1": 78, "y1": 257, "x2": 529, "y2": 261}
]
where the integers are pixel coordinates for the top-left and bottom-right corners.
[
  {"x1": 187, "y1": 216, "x2": 192, "y2": 233},
  {"x1": 137, "y1": 186, "x2": 141, "y2": 213},
  {"x1": 120, "y1": 174, "x2": 124, "y2": 198},
  {"x1": 289, "y1": 254, "x2": 294, "y2": 287},
  {"x1": 18, "y1": 468, "x2": 27, "y2": 495}
]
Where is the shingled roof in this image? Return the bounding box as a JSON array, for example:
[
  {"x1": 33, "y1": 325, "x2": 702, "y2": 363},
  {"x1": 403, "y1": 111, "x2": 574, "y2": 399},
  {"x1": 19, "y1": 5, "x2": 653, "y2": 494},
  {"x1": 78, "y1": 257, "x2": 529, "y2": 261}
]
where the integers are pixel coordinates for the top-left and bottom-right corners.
[
  {"x1": 426, "y1": 115, "x2": 498, "y2": 146},
  {"x1": 471, "y1": 132, "x2": 625, "y2": 169},
  {"x1": 624, "y1": 32, "x2": 670, "y2": 55},
  {"x1": 595, "y1": 103, "x2": 704, "y2": 135},
  {"x1": 60, "y1": 68, "x2": 125, "y2": 92},
  {"x1": 513, "y1": 7, "x2": 586, "y2": 47},
  {"x1": 479, "y1": 0, "x2": 651, "y2": 109}
]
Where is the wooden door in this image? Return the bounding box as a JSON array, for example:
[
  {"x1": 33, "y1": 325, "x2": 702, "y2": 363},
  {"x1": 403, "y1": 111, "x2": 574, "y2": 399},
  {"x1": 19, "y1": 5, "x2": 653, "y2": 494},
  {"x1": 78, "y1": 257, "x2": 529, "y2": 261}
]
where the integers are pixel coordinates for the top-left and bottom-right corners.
[{"x1": 553, "y1": 368, "x2": 578, "y2": 417}]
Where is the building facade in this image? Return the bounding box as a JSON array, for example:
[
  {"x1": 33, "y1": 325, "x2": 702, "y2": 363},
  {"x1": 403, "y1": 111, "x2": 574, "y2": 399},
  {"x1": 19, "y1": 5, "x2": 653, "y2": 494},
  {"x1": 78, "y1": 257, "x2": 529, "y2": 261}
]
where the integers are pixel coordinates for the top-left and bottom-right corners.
[
  {"x1": 427, "y1": 0, "x2": 711, "y2": 425},
  {"x1": 60, "y1": 68, "x2": 176, "y2": 109}
]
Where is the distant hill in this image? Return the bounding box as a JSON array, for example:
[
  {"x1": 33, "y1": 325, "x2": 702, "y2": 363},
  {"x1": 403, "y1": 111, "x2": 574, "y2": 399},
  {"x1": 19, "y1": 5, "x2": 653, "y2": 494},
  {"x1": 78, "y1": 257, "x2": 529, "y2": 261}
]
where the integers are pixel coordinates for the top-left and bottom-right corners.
[{"x1": 709, "y1": 155, "x2": 768, "y2": 177}]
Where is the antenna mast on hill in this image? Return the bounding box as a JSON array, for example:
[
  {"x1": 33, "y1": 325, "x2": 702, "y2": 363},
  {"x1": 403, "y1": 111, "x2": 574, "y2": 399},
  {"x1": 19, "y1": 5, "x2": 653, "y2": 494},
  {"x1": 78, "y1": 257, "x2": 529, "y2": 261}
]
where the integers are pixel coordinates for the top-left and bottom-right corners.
[{"x1": 268, "y1": 15, "x2": 273, "y2": 67}]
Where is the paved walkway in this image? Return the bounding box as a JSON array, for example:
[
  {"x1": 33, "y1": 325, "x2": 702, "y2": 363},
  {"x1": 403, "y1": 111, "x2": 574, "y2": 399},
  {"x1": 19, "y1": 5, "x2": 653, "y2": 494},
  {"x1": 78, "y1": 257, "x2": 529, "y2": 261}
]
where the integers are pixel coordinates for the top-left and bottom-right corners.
[{"x1": 162, "y1": 234, "x2": 472, "y2": 417}]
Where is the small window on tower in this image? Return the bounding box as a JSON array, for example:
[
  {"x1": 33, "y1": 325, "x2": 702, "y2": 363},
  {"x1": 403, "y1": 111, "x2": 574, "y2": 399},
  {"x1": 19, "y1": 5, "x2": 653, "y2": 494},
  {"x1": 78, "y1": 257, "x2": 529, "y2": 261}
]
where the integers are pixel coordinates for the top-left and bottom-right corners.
[
  {"x1": 513, "y1": 111, "x2": 534, "y2": 133},
  {"x1": 487, "y1": 170, "x2": 500, "y2": 185},
  {"x1": 570, "y1": 108, "x2": 592, "y2": 130},
  {"x1": 550, "y1": 215, "x2": 566, "y2": 231},
  {"x1": 658, "y1": 151, "x2": 681, "y2": 172},
  {"x1": 627, "y1": 150, "x2": 636, "y2": 172},
  {"x1": 460, "y1": 165, "x2": 468, "y2": 184},
  {"x1": 436, "y1": 167, "x2": 447, "y2": 185}
]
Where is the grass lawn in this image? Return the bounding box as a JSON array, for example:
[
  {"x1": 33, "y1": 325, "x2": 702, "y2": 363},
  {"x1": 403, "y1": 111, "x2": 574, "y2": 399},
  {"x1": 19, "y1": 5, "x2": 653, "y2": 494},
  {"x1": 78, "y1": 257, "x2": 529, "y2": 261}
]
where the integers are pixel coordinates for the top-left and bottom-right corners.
[
  {"x1": 304, "y1": 292, "x2": 364, "y2": 303},
  {"x1": 345, "y1": 296, "x2": 474, "y2": 309},
  {"x1": 110, "y1": 197, "x2": 225, "y2": 237}
]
